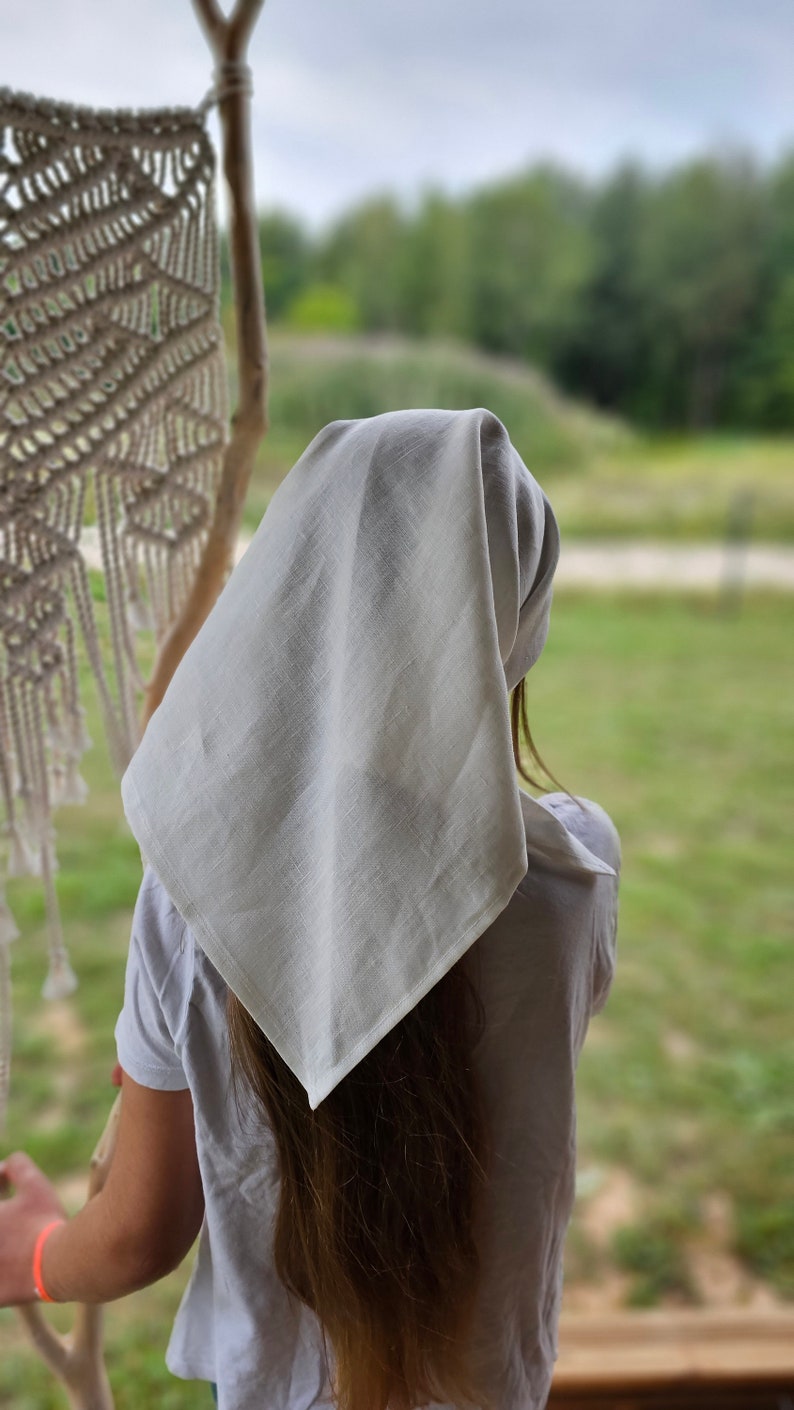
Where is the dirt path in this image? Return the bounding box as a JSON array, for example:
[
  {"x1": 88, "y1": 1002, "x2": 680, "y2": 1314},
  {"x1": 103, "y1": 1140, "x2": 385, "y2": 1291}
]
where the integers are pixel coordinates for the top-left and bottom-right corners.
[
  {"x1": 565, "y1": 1168, "x2": 785, "y2": 1314},
  {"x1": 555, "y1": 540, "x2": 794, "y2": 591},
  {"x1": 79, "y1": 528, "x2": 794, "y2": 591}
]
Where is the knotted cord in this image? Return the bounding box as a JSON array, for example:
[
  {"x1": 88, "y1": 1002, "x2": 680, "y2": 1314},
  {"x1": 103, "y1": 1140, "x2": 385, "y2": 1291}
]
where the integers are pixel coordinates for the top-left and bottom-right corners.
[
  {"x1": 199, "y1": 61, "x2": 255, "y2": 114},
  {"x1": 0, "y1": 85, "x2": 229, "y2": 1124}
]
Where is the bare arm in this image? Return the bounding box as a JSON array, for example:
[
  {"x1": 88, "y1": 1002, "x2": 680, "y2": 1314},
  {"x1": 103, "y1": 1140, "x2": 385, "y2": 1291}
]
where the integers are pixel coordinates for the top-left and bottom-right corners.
[{"x1": 0, "y1": 1072, "x2": 204, "y2": 1305}]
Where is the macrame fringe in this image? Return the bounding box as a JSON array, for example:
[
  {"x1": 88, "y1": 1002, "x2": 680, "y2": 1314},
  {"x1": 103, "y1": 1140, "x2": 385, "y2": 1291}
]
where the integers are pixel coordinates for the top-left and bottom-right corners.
[
  {"x1": 0, "y1": 86, "x2": 229, "y2": 1126},
  {"x1": 0, "y1": 937, "x2": 11, "y2": 1132}
]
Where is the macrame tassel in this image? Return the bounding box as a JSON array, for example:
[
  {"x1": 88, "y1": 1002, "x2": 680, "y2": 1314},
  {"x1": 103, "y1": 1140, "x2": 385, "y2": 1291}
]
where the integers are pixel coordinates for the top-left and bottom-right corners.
[
  {"x1": 0, "y1": 887, "x2": 20, "y2": 946},
  {"x1": 0, "y1": 938, "x2": 10, "y2": 1131},
  {"x1": 67, "y1": 705, "x2": 93, "y2": 756},
  {"x1": 7, "y1": 820, "x2": 42, "y2": 878},
  {"x1": 0, "y1": 86, "x2": 228, "y2": 1113},
  {"x1": 49, "y1": 755, "x2": 90, "y2": 808},
  {"x1": 121, "y1": 521, "x2": 157, "y2": 634},
  {"x1": 45, "y1": 723, "x2": 71, "y2": 752},
  {"x1": 49, "y1": 758, "x2": 67, "y2": 808},
  {"x1": 41, "y1": 948, "x2": 78, "y2": 1001},
  {"x1": 126, "y1": 594, "x2": 155, "y2": 633},
  {"x1": 62, "y1": 755, "x2": 90, "y2": 806},
  {"x1": 40, "y1": 829, "x2": 76, "y2": 1001}
]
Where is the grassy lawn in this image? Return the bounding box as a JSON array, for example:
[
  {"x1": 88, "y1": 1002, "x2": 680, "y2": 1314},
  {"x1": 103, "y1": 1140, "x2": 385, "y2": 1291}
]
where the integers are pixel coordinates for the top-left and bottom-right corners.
[
  {"x1": 0, "y1": 584, "x2": 791, "y2": 1402},
  {"x1": 531, "y1": 592, "x2": 793, "y2": 1307},
  {"x1": 553, "y1": 435, "x2": 794, "y2": 543}
]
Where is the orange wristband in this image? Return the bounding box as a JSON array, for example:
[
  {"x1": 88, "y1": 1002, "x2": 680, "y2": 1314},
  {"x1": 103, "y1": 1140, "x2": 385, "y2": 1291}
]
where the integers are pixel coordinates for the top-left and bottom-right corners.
[{"x1": 33, "y1": 1219, "x2": 64, "y2": 1303}]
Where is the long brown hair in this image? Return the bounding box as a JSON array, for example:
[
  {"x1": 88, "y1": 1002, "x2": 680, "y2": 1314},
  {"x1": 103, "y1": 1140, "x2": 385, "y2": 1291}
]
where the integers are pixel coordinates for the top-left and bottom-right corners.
[{"x1": 227, "y1": 676, "x2": 552, "y2": 1410}]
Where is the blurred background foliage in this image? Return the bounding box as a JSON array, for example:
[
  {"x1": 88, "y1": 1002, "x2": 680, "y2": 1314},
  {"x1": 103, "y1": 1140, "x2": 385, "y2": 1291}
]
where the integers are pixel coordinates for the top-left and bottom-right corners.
[
  {"x1": 233, "y1": 149, "x2": 794, "y2": 433},
  {"x1": 2, "y1": 143, "x2": 793, "y2": 1406}
]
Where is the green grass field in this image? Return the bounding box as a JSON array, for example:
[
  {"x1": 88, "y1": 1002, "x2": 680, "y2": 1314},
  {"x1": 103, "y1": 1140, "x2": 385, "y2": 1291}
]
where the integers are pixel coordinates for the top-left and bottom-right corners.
[
  {"x1": 0, "y1": 586, "x2": 791, "y2": 1406},
  {"x1": 2, "y1": 334, "x2": 793, "y2": 1401},
  {"x1": 532, "y1": 593, "x2": 793, "y2": 1307}
]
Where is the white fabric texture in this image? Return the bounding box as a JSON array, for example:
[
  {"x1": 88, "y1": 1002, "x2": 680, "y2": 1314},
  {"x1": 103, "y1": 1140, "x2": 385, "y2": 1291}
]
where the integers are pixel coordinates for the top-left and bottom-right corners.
[
  {"x1": 120, "y1": 408, "x2": 560, "y2": 1108},
  {"x1": 115, "y1": 793, "x2": 620, "y2": 1410}
]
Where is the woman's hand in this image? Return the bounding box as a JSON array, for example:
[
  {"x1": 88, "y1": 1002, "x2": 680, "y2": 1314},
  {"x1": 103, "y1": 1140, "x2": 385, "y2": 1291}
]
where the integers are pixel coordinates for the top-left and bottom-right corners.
[
  {"x1": 0, "y1": 1153, "x2": 67, "y2": 1305},
  {"x1": 1, "y1": 1077, "x2": 203, "y2": 1307},
  {"x1": 0, "y1": 1077, "x2": 203, "y2": 1307}
]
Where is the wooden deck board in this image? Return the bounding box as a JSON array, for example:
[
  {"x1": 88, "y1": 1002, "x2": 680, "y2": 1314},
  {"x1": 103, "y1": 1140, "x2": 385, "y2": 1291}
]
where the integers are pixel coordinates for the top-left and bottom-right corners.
[{"x1": 549, "y1": 1310, "x2": 794, "y2": 1407}]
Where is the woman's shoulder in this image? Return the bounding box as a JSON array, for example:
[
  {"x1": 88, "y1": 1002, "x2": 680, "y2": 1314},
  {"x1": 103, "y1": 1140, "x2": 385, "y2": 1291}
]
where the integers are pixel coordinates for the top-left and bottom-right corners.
[
  {"x1": 137, "y1": 860, "x2": 188, "y2": 927},
  {"x1": 536, "y1": 793, "x2": 621, "y2": 875},
  {"x1": 138, "y1": 863, "x2": 230, "y2": 1011},
  {"x1": 515, "y1": 789, "x2": 620, "y2": 880}
]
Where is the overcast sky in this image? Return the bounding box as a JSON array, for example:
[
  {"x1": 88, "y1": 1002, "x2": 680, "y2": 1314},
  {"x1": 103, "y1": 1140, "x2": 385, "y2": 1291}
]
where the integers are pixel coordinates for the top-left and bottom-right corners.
[{"x1": 1, "y1": 0, "x2": 792, "y2": 228}]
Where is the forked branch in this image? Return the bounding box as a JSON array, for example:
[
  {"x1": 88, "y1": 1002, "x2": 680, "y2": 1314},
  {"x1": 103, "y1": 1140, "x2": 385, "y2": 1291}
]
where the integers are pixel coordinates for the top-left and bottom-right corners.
[
  {"x1": 17, "y1": 1097, "x2": 121, "y2": 1410},
  {"x1": 15, "y1": 3, "x2": 269, "y2": 1406},
  {"x1": 143, "y1": 0, "x2": 269, "y2": 725}
]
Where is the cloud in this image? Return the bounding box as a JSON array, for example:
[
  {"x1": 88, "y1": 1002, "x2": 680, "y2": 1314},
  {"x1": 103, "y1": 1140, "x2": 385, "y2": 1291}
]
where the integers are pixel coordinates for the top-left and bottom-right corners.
[{"x1": 1, "y1": 0, "x2": 793, "y2": 224}]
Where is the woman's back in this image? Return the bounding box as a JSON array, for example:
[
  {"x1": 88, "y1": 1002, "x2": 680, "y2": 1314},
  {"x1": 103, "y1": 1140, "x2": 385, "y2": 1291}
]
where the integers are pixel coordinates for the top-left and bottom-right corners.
[
  {"x1": 465, "y1": 791, "x2": 619, "y2": 1409},
  {"x1": 115, "y1": 789, "x2": 619, "y2": 1410},
  {"x1": 0, "y1": 410, "x2": 621, "y2": 1409}
]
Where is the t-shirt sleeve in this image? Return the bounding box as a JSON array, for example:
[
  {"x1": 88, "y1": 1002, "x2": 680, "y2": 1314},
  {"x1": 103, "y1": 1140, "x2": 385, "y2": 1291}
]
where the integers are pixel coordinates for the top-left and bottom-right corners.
[
  {"x1": 538, "y1": 793, "x2": 621, "y2": 1017},
  {"x1": 114, "y1": 864, "x2": 192, "y2": 1091}
]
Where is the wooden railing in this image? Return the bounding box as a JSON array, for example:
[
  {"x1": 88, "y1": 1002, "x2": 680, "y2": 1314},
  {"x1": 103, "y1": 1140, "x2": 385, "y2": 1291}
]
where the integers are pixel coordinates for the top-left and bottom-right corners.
[{"x1": 550, "y1": 1309, "x2": 794, "y2": 1408}]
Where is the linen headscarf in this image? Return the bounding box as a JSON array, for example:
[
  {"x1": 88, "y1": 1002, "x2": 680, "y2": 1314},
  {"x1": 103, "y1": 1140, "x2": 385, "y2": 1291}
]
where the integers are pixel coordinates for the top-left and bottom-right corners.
[{"x1": 121, "y1": 408, "x2": 561, "y2": 1108}]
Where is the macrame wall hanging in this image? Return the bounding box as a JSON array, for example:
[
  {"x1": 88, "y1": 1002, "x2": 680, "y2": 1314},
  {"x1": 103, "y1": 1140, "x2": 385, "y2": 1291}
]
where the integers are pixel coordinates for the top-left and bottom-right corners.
[{"x1": 0, "y1": 86, "x2": 229, "y2": 1124}]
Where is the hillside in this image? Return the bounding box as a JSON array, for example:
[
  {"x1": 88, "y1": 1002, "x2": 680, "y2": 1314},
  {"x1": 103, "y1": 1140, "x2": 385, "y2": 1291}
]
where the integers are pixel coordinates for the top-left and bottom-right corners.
[
  {"x1": 241, "y1": 333, "x2": 628, "y2": 527},
  {"x1": 241, "y1": 335, "x2": 794, "y2": 542}
]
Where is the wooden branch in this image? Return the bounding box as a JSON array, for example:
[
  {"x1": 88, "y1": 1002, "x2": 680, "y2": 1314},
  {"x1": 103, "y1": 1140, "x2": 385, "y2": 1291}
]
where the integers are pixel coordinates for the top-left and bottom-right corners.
[
  {"x1": 193, "y1": 0, "x2": 265, "y2": 54},
  {"x1": 16, "y1": 4, "x2": 269, "y2": 1404},
  {"x1": 17, "y1": 1305, "x2": 72, "y2": 1384},
  {"x1": 143, "y1": 0, "x2": 269, "y2": 725},
  {"x1": 191, "y1": 0, "x2": 227, "y2": 50},
  {"x1": 17, "y1": 1098, "x2": 121, "y2": 1410}
]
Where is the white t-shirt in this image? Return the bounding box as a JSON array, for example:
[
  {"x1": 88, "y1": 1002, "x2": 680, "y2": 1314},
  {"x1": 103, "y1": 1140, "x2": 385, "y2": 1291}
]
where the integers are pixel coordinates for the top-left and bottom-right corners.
[{"x1": 114, "y1": 791, "x2": 620, "y2": 1410}]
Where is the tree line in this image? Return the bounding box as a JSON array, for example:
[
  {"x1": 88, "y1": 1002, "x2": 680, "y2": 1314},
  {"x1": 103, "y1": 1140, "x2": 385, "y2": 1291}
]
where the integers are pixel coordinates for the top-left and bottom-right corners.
[{"x1": 222, "y1": 150, "x2": 794, "y2": 431}]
